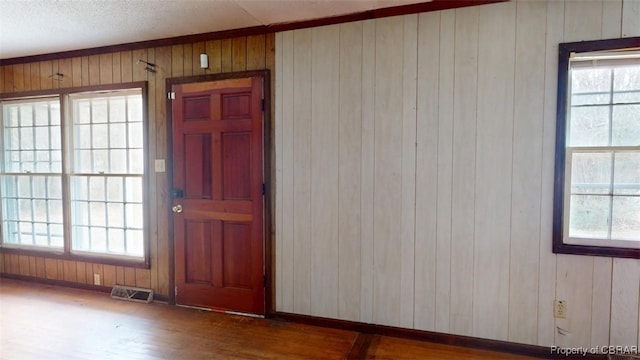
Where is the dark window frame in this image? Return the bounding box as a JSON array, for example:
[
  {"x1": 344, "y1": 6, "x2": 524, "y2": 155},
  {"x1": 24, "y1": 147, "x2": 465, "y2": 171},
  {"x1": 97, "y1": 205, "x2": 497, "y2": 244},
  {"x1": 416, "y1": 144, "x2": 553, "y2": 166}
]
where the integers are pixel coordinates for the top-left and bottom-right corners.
[
  {"x1": 0, "y1": 82, "x2": 150, "y2": 268},
  {"x1": 553, "y1": 37, "x2": 640, "y2": 259}
]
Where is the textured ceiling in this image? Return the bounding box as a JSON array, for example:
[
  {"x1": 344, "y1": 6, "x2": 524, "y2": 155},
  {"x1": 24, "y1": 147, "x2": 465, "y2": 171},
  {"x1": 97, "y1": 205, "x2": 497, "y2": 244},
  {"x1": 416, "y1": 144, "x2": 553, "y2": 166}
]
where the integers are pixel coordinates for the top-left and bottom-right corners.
[{"x1": 0, "y1": 0, "x2": 429, "y2": 60}]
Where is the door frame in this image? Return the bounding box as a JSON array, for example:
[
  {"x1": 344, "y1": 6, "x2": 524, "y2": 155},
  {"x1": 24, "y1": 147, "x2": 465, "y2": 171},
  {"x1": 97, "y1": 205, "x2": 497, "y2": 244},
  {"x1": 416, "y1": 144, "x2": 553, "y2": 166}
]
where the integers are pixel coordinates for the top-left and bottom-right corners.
[{"x1": 165, "y1": 70, "x2": 272, "y2": 314}]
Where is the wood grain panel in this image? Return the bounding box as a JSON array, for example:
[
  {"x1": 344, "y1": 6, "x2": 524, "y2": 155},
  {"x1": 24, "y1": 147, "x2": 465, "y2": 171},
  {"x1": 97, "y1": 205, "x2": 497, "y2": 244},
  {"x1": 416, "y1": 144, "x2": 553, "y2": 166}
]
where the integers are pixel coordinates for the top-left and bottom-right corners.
[
  {"x1": 232, "y1": 37, "x2": 247, "y2": 72},
  {"x1": 246, "y1": 35, "x2": 266, "y2": 70},
  {"x1": 30, "y1": 62, "x2": 40, "y2": 90},
  {"x1": 473, "y1": 1, "x2": 515, "y2": 341},
  {"x1": 172, "y1": 45, "x2": 184, "y2": 77},
  {"x1": 373, "y1": 16, "x2": 404, "y2": 327},
  {"x1": 183, "y1": 43, "x2": 193, "y2": 77},
  {"x1": 414, "y1": 11, "x2": 439, "y2": 332},
  {"x1": 88, "y1": 55, "x2": 100, "y2": 86},
  {"x1": 435, "y1": 9, "x2": 455, "y2": 335},
  {"x1": 359, "y1": 19, "x2": 376, "y2": 325},
  {"x1": 3, "y1": 65, "x2": 14, "y2": 92},
  {"x1": 206, "y1": 40, "x2": 222, "y2": 74},
  {"x1": 39, "y1": 61, "x2": 53, "y2": 90},
  {"x1": 45, "y1": 258, "x2": 58, "y2": 280},
  {"x1": 449, "y1": 6, "x2": 479, "y2": 337},
  {"x1": 399, "y1": 14, "x2": 418, "y2": 330},
  {"x1": 555, "y1": 255, "x2": 593, "y2": 347},
  {"x1": 509, "y1": 0, "x2": 546, "y2": 345},
  {"x1": 537, "y1": 0, "x2": 563, "y2": 347},
  {"x1": 192, "y1": 42, "x2": 205, "y2": 76},
  {"x1": 103, "y1": 264, "x2": 116, "y2": 287},
  {"x1": 610, "y1": 259, "x2": 640, "y2": 346},
  {"x1": 18, "y1": 255, "x2": 30, "y2": 276},
  {"x1": 111, "y1": 52, "x2": 122, "y2": 84},
  {"x1": 622, "y1": 0, "x2": 640, "y2": 37},
  {"x1": 62, "y1": 260, "x2": 77, "y2": 283},
  {"x1": 292, "y1": 29, "x2": 312, "y2": 315},
  {"x1": 99, "y1": 53, "x2": 113, "y2": 84},
  {"x1": 310, "y1": 25, "x2": 340, "y2": 318},
  {"x1": 221, "y1": 39, "x2": 232, "y2": 73},
  {"x1": 275, "y1": 31, "x2": 293, "y2": 312},
  {"x1": 337, "y1": 21, "x2": 363, "y2": 322}
]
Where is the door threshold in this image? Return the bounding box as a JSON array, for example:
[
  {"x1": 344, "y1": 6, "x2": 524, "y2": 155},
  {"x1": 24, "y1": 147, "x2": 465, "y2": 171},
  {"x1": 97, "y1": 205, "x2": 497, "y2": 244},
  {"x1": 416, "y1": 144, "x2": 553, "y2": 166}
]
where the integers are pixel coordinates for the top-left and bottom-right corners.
[{"x1": 176, "y1": 304, "x2": 265, "y2": 318}]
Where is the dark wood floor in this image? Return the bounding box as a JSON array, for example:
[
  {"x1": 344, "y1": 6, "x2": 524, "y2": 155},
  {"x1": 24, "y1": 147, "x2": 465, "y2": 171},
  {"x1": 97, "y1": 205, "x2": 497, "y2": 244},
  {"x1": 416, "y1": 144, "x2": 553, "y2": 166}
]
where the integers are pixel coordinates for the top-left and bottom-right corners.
[{"x1": 0, "y1": 278, "x2": 539, "y2": 359}]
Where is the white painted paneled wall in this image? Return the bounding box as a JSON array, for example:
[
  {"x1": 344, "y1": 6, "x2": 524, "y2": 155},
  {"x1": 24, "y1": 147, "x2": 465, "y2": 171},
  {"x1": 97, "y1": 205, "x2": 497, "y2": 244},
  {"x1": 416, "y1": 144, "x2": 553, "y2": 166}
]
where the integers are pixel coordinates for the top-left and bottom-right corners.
[{"x1": 274, "y1": 0, "x2": 640, "y2": 347}]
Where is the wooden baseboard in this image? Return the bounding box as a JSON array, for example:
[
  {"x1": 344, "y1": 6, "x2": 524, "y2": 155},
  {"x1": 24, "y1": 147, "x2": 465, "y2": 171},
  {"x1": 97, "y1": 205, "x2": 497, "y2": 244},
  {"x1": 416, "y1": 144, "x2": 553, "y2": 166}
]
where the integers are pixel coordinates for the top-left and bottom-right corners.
[
  {"x1": 0, "y1": 273, "x2": 169, "y2": 302},
  {"x1": 270, "y1": 312, "x2": 606, "y2": 360}
]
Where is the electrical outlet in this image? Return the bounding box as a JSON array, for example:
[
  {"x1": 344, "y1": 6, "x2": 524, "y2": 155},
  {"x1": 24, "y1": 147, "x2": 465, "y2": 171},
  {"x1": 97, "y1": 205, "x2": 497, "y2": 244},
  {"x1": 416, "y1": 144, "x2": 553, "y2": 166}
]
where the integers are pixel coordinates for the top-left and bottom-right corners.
[
  {"x1": 93, "y1": 273, "x2": 101, "y2": 286},
  {"x1": 554, "y1": 300, "x2": 567, "y2": 318}
]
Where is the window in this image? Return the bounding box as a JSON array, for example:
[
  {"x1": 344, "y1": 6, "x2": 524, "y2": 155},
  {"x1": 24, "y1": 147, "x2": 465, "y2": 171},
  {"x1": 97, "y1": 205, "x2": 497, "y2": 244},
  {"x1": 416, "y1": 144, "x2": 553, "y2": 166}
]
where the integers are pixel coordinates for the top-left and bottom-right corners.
[
  {"x1": 1, "y1": 83, "x2": 148, "y2": 264},
  {"x1": 554, "y1": 38, "x2": 640, "y2": 258}
]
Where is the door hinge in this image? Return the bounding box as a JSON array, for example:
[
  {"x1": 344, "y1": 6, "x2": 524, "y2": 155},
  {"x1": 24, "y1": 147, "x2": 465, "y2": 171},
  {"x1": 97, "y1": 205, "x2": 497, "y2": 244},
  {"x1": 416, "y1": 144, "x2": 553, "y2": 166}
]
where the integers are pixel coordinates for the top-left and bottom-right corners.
[
  {"x1": 261, "y1": 98, "x2": 265, "y2": 111},
  {"x1": 262, "y1": 183, "x2": 266, "y2": 195},
  {"x1": 168, "y1": 91, "x2": 176, "y2": 100}
]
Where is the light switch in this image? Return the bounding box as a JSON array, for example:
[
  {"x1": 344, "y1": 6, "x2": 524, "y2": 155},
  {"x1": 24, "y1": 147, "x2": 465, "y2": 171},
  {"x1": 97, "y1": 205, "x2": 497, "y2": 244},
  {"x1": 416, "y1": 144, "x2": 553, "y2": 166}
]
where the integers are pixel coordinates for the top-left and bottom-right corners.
[{"x1": 155, "y1": 159, "x2": 166, "y2": 173}]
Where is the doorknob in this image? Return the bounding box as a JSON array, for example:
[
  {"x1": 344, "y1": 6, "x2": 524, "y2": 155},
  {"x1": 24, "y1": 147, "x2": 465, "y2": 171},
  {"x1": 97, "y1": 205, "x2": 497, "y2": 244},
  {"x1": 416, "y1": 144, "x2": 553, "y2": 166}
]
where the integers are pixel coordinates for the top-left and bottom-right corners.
[{"x1": 172, "y1": 204, "x2": 183, "y2": 213}]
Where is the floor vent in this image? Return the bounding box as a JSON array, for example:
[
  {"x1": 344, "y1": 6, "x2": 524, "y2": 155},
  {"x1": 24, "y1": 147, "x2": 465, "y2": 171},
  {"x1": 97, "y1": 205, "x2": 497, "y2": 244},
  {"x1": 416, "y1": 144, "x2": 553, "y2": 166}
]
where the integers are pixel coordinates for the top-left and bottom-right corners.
[{"x1": 110, "y1": 285, "x2": 153, "y2": 303}]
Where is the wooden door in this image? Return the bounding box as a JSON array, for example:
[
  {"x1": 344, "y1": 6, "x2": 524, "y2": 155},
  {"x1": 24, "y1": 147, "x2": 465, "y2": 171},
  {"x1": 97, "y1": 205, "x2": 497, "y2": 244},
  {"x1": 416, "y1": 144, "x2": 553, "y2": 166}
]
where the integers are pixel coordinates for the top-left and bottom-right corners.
[{"x1": 172, "y1": 77, "x2": 264, "y2": 314}]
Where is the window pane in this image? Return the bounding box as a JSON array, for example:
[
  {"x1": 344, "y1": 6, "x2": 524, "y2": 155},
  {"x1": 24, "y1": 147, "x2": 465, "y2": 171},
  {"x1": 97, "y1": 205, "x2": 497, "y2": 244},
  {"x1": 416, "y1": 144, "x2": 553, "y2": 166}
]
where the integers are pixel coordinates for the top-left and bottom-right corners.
[
  {"x1": 569, "y1": 195, "x2": 610, "y2": 239},
  {"x1": 125, "y1": 177, "x2": 143, "y2": 203},
  {"x1": 570, "y1": 152, "x2": 612, "y2": 194},
  {"x1": 569, "y1": 106, "x2": 610, "y2": 147},
  {"x1": 110, "y1": 123, "x2": 127, "y2": 148},
  {"x1": 612, "y1": 105, "x2": 640, "y2": 146},
  {"x1": 107, "y1": 177, "x2": 124, "y2": 202},
  {"x1": 92, "y1": 124, "x2": 109, "y2": 148},
  {"x1": 0, "y1": 175, "x2": 63, "y2": 248},
  {"x1": 613, "y1": 66, "x2": 640, "y2": 103},
  {"x1": 571, "y1": 68, "x2": 611, "y2": 106},
  {"x1": 92, "y1": 99, "x2": 108, "y2": 123},
  {"x1": 614, "y1": 152, "x2": 640, "y2": 195},
  {"x1": 110, "y1": 97, "x2": 126, "y2": 123},
  {"x1": 611, "y1": 196, "x2": 640, "y2": 241},
  {"x1": 89, "y1": 177, "x2": 105, "y2": 201}
]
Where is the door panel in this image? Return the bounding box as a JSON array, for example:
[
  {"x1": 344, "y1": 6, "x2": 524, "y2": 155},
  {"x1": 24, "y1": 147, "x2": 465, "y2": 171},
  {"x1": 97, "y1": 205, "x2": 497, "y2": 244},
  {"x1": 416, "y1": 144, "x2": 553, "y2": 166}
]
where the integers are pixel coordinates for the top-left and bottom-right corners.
[{"x1": 172, "y1": 76, "x2": 264, "y2": 314}]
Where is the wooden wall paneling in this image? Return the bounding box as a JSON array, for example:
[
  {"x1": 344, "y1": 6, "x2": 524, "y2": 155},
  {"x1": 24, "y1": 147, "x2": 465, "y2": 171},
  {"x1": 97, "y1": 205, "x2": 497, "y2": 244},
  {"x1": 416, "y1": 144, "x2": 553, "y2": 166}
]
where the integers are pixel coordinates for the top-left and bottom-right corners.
[
  {"x1": 610, "y1": 259, "x2": 640, "y2": 346},
  {"x1": 508, "y1": 0, "x2": 546, "y2": 345},
  {"x1": 10, "y1": 64, "x2": 24, "y2": 92},
  {"x1": 155, "y1": 46, "x2": 171, "y2": 296},
  {"x1": 414, "y1": 10, "x2": 440, "y2": 332},
  {"x1": 232, "y1": 37, "x2": 247, "y2": 72},
  {"x1": 102, "y1": 264, "x2": 116, "y2": 287},
  {"x1": 449, "y1": 6, "x2": 479, "y2": 337},
  {"x1": 35, "y1": 257, "x2": 45, "y2": 278},
  {"x1": 80, "y1": 56, "x2": 90, "y2": 86},
  {"x1": 28, "y1": 256, "x2": 36, "y2": 276},
  {"x1": 221, "y1": 39, "x2": 232, "y2": 73},
  {"x1": 99, "y1": 53, "x2": 113, "y2": 85},
  {"x1": 435, "y1": 9, "x2": 455, "y2": 334},
  {"x1": 124, "y1": 267, "x2": 136, "y2": 287},
  {"x1": 75, "y1": 261, "x2": 86, "y2": 284},
  {"x1": 112, "y1": 52, "x2": 122, "y2": 84},
  {"x1": 58, "y1": 58, "x2": 73, "y2": 89},
  {"x1": 399, "y1": 14, "x2": 418, "y2": 330},
  {"x1": 360, "y1": 19, "x2": 376, "y2": 324},
  {"x1": 3, "y1": 65, "x2": 14, "y2": 92},
  {"x1": 131, "y1": 49, "x2": 146, "y2": 82},
  {"x1": 473, "y1": 1, "x2": 515, "y2": 341},
  {"x1": 602, "y1": 0, "x2": 623, "y2": 38},
  {"x1": 120, "y1": 50, "x2": 133, "y2": 83},
  {"x1": 373, "y1": 16, "x2": 404, "y2": 327},
  {"x1": 563, "y1": 0, "x2": 603, "y2": 42},
  {"x1": 13, "y1": 64, "x2": 25, "y2": 92},
  {"x1": 555, "y1": 255, "x2": 594, "y2": 347},
  {"x1": 136, "y1": 268, "x2": 151, "y2": 289},
  {"x1": 62, "y1": 260, "x2": 77, "y2": 282},
  {"x1": 206, "y1": 40, "x2": 222, "y2": 74},
  {"x1": 246, "y1": 35, "x2": 266, "y2": 71},
  {"x1": 147, "y1": 46, "x2": 161, "y2": 295},
  {"x1": 85, "y1": 261, "x2": 94, "y2": 285},
  {"x1": 183, "y1": 43, "x2": 193, "y2": 77},
  {"x1": 171, "y1": 45, "x2": 184, "y2": 77},
  {"x1": 337, "y1": 21, "x2": 363, "y2": 322},
  {"x1": 0, "y1": 253, "x2": 4, "y2": 273},
  {"x1": 39, "y1": 61, "x2": 53, "y2": 90},
  {"x1": 56, "y1": 260, "x2": 64, "y2": 281},
  {"x1": 192, "y1": 42, "x2": 205, "y2": 76},
  {"x1": 88, "y1": 55, "x2": 100, "y2": 86},
  {"x1": 8, "y1": 254, "x2": 19, "y2": 274},
  {"x1": 622, "y1": 0, "x2": 640, "y2": 37},
  {"x1": 116, "y1": 266, "x2": 125, "y2": 285},
  {"x1": 92, "y1": 263, "x2": 104, "y2": 286},
  {"x1": 18, "y1": 255, "x2": 30, "y2": 276},
  {"x1": 309, "y1": 25, "x2": 340, "y2": 318},
  {"x1": 590, "y1": 257, "x2": 612, "y2": 346},
  {"x1": 44, "y1": 258, "x2": 58, "y2": 280},
  {"x1": 30, "y1": 63, "x2": 40, "y2": 91},
  {"x1": 276, "y1": 33, "x2": 289, "y2": 307},
  {"x1": 292, "y1": 28, "x2": 312, "y2": 315},
  {"x1": 71, "y1": 57, "x2": 82, "y2": 87},
  {"x1": 537, "y1": 0, "x2": 563, "y2": 347}
]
